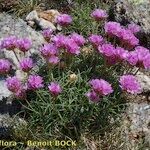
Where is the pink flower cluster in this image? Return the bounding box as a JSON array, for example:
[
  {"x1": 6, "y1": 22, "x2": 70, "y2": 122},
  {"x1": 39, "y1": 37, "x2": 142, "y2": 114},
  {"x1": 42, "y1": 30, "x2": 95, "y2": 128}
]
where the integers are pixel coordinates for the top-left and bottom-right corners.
[
  {"x1": 48, "y1": 82, "x2": 62, "y2": 96},
  {"x1": 98, "y1": 44, "x2": 128, "y2": 64},
  {"x1": 104, "y1": 22, "x2": 139, "y2": 48},
  {"x1": 20, "y1": 58, "x2": 33, "y2": 72},
  {"x1": 56, "y1": 14, "x2": 72, "y2": 26},
  {"x1": 52, "y1": 33, "x2": 85, "y2": 55},
  {"x1": 27, "y1": 75, "x2": 44, "y2": 90},
  {"x1": 88, "y1": 34, "x2": 104, "y2": 48},
  {"x1": 42, "y1": 28, "x2": 53, "y2": 41},
  {"x1": 40, "y1": 43, "x2": 59, "y2": 65},
  {"x1": 86, "y1": 79, "x2": 113, "y2": 102},
  {"x1": 119, "y1": 75, "x2": 141, "y2": 94},
  {"x1": 0, "y1": 59, "x2": 11, "y2": 74},
  {"x1": 127, "y1": 23, "x2": 141, "y2": 34},
  {"x1": 1, "y1": 36, "x2": 32, "y2": 52},
  {"x1": 6, "y1": 76, "x2": 26, "y2": 99},
  {"x1": 127, "y1": 46, "x2": 150, "y2": 69},
  {"x1": 91, "y1": 9, "x2": 107, "y2": 21}
]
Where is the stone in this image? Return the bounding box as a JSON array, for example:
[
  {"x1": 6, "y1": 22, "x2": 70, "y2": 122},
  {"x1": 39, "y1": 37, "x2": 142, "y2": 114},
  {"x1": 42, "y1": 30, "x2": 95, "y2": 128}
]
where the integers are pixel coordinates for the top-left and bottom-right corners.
[
  {"x1": 0, "y1": 79, "x2": 11, "y2": 101},
  {"x1": 125, "y1": 103, "x2": 150, "y2": 146},
  {"x1": 37, "y1": 18, "x2": 56, "y2": 30},
  {"x1": 26, "y1": 10, "x2": 39, "y2": 22},
  {"x1": 26, "y1": 9, "x2": 62, "y2": 31},
  {"x1": 136, "y1": 71, "x2": 150, "y2": 93},
  {"x1": 38, "y1": 9, "x2": 60, "y2": 23}
]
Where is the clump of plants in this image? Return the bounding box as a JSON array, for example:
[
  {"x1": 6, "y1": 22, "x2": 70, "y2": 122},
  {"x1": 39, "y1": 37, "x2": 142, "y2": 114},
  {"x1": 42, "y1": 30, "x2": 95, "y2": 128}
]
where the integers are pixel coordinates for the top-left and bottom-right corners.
[{"x1": 0, "y1": 7, "x2": 150, "y2": 148}]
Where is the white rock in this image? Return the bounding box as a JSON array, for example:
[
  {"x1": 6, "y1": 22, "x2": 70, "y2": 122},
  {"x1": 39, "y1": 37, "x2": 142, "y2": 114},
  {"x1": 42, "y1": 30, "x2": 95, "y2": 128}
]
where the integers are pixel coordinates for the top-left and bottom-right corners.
[
  {"x1": 136, "y1": 71, "x2": 150, "y2": 92},
  {"x1": 26, "y1": 10, "x2": 39, "y2": 21},
  {"x1": 37, "y1": 18, "x2": 56, "y2": 30},
  {"x1": 0, "y1": 80, "x2": 12, "y2": 101}
]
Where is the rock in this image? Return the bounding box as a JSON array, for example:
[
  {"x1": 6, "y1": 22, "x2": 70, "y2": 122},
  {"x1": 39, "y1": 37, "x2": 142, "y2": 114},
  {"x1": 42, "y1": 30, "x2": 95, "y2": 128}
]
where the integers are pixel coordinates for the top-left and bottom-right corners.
[
  {"x1": 37, "y1": 18, "x2": 56, "y2": 30},
  {"x1": 26, "y1": 10, "x2": 39, "y2": 22},
  {"x1": 136, "y1": 71, "x2": 150, "y2": 93},
  {"x1": 38, "y1": 9, "x2": 60, "y2": 23},
  {"x1": 0, "y1": 79, "x2": 11, "y2": 101},
  {"x1": 26, "y1": 9, "x2": 62, "y2": 31},
  {"x1": 124, "y1": 103, "x2": 150, "y2": 147}
]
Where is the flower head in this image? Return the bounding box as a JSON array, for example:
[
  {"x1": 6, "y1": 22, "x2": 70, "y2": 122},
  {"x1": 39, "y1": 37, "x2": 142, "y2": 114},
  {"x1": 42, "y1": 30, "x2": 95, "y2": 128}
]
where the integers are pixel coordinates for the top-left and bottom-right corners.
[
  {"x1": 42, "y1": 28, "x2": 53, "y2": 41},
  {"x1": 88, "y1": 34, "x2": 104, "y2": 48},
  {"x1": 40, "y1": 43, "x2": 58, "y2": 58},
  {"x1": 65, "y1": 38, "x2": 80, "y2": 55},
  {"x1": 1, "y1": 36, "x2": 17, "y2": 50},
  {"x1": 104, "y1": 22, "x2": 122, "y2": 37},
  {"x1": 16, "y1": 38, "x2": 32, "y2": 52},
  {"x1": 85, "y1": 90, "x2": 100, "y2": 102},
  {"x1": 70, "y1": 33, "x2": 85, "y2": 46},
  {"x1": 56, "y1": 14, "x2": 72, "y2": 26},
  {"x1": 52, "y1": 34, "x2": 67, "y2": 48},
  {"x1": 0, "y1": 59, "x2": 11, "y2": 74},
  {"x1": 15, "y1": 88, "x2": 26, "y2": 99},
  {"x1": 48, "y1": 56, "x2": 60, "y2": 65},
  {"x1": 98, "y1": 43, "x2": 115, "y2": 57},
  {"x1": 91, "y1": 9, "x2": 107, "y2": 21},
  {"x1": 20, "y1": 58, "x2": 33, "y2": 72},
  {"x1": 89, "y1": 79, "x2": 113, "y2": 96},
  {"x1": 27, "y1": 75, "x2": 44, "y2": 90},
  {"x1": 6, "y1": 76, "x2": 22, "y2": 93},
  {"x1": 127, "y1": 23, "x2": 141, "y2": 33},
  {"x1": 48, "y1": 82, "x2": 62, "y2": 96},
  {"x1": 119, "y1": 75, "x2": 141, "y2": 94}
]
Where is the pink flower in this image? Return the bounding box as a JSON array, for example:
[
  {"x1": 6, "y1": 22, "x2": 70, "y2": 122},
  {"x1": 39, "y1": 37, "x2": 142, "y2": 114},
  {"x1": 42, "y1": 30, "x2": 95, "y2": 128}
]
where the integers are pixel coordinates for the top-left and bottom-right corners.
[
  {"x1": 127, "y1": 51, "x2": 138, "y2": 66},
  {"x1": 114, "y1": 47, "x2": 129, "y2": 61},
  {"x1": 65, "y1": 38, "x2": 80, "y2": 55},
  {"x1": 42, "y1": 28, "x2": 53, "y2": 40},
  {"x1": 127, "y1": 46, "x2": 150, "y2": 68},
  {"x1": 27, "y1": 75, "x2": 44, "y2": 90},
  {"x1": 15, "y1": 88, "x2": 26, "y2": 99},
  {"x1": 70, "y1": 33, "x2": 85, "y2": 46},
  {"x1": 91, "y1": 9, "x2": 107, "y2": 21},
  {"x1": 143, "y1": 54, "x2": 150, "y2": 70},
  {"x1": 40, "y1": 43, "x2": 58, "y2": 58},
  {"x1": 20, "y1": 58, "x2": 33, "y2": 72},
  {"x1": 56, "y1": 14, "x2": 72, "y2": 26},
  {"x1": 0, "y1": 59, "x2": 11, "y2": 74},
  {"x1": 16, "y1": 38, "x2": 32, "y2": 52},
  {"x1": 120, "y1": 29, "x2": 139, "y2": 47},
  {"x1": 6, "y1": 76, "x2": 22, "y2": 93},
  {"x1": 104, "y1": 22, "x2": 122, "y2": 37},
  {"x1": 89, "y1": 79, "x2": 113, "y2": 96},
  {"x1": 48, "y1": 56, "x2": 60, "y2": 65},
  {"x1": 1, "y1": 36, "x2": 17, "y2": 50},
  {"x1": 127, "y1": 23, "x2": 141, "y2": 33},
  {"x1": 48, "y1": 82, "x2": 62, "y2": 96},
  {"x1": 98, "y1": 43, "x2": 115, "y2": 57},
  {"x1": 85, "y1": 90, "x2": 100, "y2": 102},
  {"x1": 119, "y1": 75, "x2": 142, "y2": 94},
  {"x1": 88, "y1": 34, "x2": 104, "y2": 48},
  {"x1": 52, "y1": 34, "x2": 67, "y2": 48}
]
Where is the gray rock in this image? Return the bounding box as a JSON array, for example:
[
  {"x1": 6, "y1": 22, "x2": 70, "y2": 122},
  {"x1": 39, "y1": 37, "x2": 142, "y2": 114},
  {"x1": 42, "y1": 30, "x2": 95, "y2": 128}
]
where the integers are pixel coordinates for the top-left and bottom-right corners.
[
  {"x1": 26, "y1": 10, "x2": 39, "y2": 22},
  {"x1": 125, "y1": 102, "x2": 150, "y2": 146},
  {"x1": 0, "y1": 80, "x2": 11, "y2": 101},
  {"x1": 37, "y1": 18, "x2": 56, "y2": 30},
  {"x1": 136, "y1": 71, "x2": 150, "y2": 93}
]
